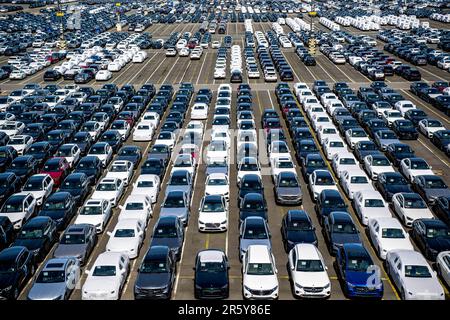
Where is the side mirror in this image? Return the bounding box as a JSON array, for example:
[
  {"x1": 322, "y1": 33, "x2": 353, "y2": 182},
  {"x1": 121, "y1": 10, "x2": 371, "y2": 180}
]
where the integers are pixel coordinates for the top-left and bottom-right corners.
[
  {"x1": 106, "y1": 231, "x2": 112, "y2": 236},
  {"x1": 118, "y1": 205, "x2": 123, "y2": 210},
  {"x1": 84, "y1": 269, "x2": 90, "y2": 275},
  {"x1": 192, "y1": 267, "x2": 196, "y2": 271}
]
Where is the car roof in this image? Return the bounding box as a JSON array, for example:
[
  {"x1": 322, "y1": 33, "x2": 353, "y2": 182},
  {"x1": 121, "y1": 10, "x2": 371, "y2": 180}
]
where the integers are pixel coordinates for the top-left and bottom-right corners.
[
  {"x1": 391, "y1": 249, "x2": 428, "y2": 265},
  {"x1": 294, "y1": 243, "x2": 320, "y2": 259},
  {"x1": 331, "y1": 211, "x2": 352, "y2": 221},
  {"x1": 419, "y1": 218, "x2": 447, "y2": 228},
  {"x1": 95, "y1": 251, "x2": 125, "y2": 265},
  {"x1": 343, "y1": 243, "x2": 368, "y2": 256},
  {"x1": 47, "y1": 192, "x2": 71, "y2": 201},
  {"x1": 114, "y1": 218, "x2": 140, "y2": 229},
  {"x1": 370, "y1": 217, "x2": 401, "y2": 228},
  {"x1": 43, "y1": 258, "x2": 71, "y2": 270},
  {"x1": 198, "y1": 249, "x2": 225, "y2": 263},
  {"x1": 23, "y1": 216, "x2": 51, "y2": 227},
  {"x1": 247, "y1": 245, "x2": 271, "y2": 262},
  {"x1": 145, "y1": 245, "x2": 170, "y2": 260}
]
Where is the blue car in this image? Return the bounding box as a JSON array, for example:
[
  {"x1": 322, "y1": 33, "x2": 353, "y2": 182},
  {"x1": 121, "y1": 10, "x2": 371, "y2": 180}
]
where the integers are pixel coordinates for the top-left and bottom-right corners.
[{"x1": 335, "y1": 244, "x2": 383, "y2": 299}]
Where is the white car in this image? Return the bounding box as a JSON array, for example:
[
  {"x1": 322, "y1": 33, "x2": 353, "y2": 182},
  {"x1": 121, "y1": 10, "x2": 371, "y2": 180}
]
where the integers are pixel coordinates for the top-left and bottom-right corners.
[
  {"x1": 198, "y1": 195, "x2": 229, "y2": 232},
  {"x1": 323, "y1": 137, "x2": 347, "y2": 160},
  {"x1": 271, "y1": 156, "x2": 296, "y2": 181},
  {"x1": 340, "y1": 169, "x2": 375, "y2": 200},
  {"x1": 82, "y1": 252, "x2": 130, "y2": 300},
  {"x1": 106, "y1": 160, "x2": 134, "y2": 186},
  {"x1": 82, "y1": 121, "x2": 102, "y2": 140},
  {"x1": 394, "y1": 100, "x2": 416, "y2": 116},
  {"x1": 91, "y1": 177, "x2": 125, "y2": 207},
  {"x1": 9, "y1": 70, "x2": 26, "y2": 80},
  {"x1": 368, "y1": 217, "x2": 414, "y2": 260},
  {"x1": 19, "y1": 174, "x2": 54, "y2": 206},
  {"x1": 0, "y1": 121, "x2": 25, "y2": 137},
  {"x1": 363, "y1": 154, "x2": 396, "y2": 180},
  {"x1": 436, "y1": 251, "x2": 450, "y2": 288},
  {"x1": 268, "y1": 141, "x2": 291, "y2": 165},
  {"x1": 88, "y1": 143, "x2": 113, "y2": 167},
  {"x1": 331, "y1": 152, "x2": 359, "y2": 179},
  {"x1": 118, "y1": 194, "x2": 153, "y2": 226},
  {"x1": 106, "y1": 219, "x2": 145, "y2": 259},
  {"x1": 133, "y1": 123, "x2": 154, "y2": 141},
  {"x1": 56, "y1": 144, "x2": 81, "y2": 168},
  {"x1": 214, "y1": 67, "x2": 226, "y2": 79},
  {"x1": 353, "y1": 190, "x2": 392, "y2": 226},
  {"x1": 211, "y1": 41, "x2": 221, "y2": 48},
  {"x1": 237, "y1": 157, "x2": 262, "y2": 184},
  {"x1": 178, "y1": 47, "x2": 190, "y2": 57},
  {"x1": 190, "y1": 103, "x2": 209, "y2": 120},
  {"x1": 75, "y1": 199, "x2": 112, "y2": 233},
  {"x1": 288, "y1": 244, "x2": 331, "y2": 298},
  {"x1": 382, "y1": 110, "x2": 404, "y2": 127},
  {"x1": 206, "y1": 140, "x2": 229, "y2": 163},
  {"x1": 308, "y1": 170, "x2": 339, "y2": 201},
  {"x1": 399, "y1": 158, "x2": 434, "y2": 183},
  {"x1": 392, "y1": 192, "x2": 434, "y2": 227},
  {"x1": 132, "y1": 174, "x2": 161, "y2": 203},
  {"x1": 155, "y1": 131, "x2": 176, "y2": 150},
  {"x1": 211, "y1": 129, "x2": 231, "y2": 147},
  {"x1": 0, "y1": 193, "x2": 36, "y2": 230},
  {"x1": 185, "y1": 121, "x2": 204, "y2": 136},
  {"x1": 205, "y1": 173, "x2": 229, "y2": 200},
  {"x1": 242, "y1": 245, "x2": 279, "y2": 300},
  {"x1": 95, "y1": 70, "x2": 112, "y2": 81},
  {"x1": 418, "y1": 119, "x2": 446, "y2": 138},
  {"x1": 386, "y1": 250, "x2": 445, "y2": 300},
  {"x1": 140, "y1": 112, "x2": 159, "y2": 128},
  {"x1": 7, "y1": 135, "x2": 33, "y2": 155},
  {"x1": 344, "y1": 128, "x2": 370, "y2": 149}
]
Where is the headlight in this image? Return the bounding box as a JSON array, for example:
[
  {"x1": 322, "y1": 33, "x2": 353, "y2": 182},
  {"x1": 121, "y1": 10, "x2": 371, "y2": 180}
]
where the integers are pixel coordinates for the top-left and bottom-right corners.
[
  {"x1": 269, "y1": 286, "x2": 278, "y2": 293},
  {"x1": 220, "y1": 220, "x2": 227, "y2": 224},
  {"x1": 95, "y1": 223, "x2": 101, "y2": 228},
  {"x1": 243, "y1": 285, "x2": 252, "y2": 292},
  {"x1": 324, "y1": 283, "x2": 331, "y2": 289},
  {"x1": 110, "y1": 291, "x2": 115, "y2": 294},
  {"x1": 295, "y1": 283, "x2": 303, "y2": 289},
  {"x1": 198, "y1": 220, "x2": 205, "y2": 225},
  {"x1": 346, "y1": 282, "x2": 355, "y2": 289}
]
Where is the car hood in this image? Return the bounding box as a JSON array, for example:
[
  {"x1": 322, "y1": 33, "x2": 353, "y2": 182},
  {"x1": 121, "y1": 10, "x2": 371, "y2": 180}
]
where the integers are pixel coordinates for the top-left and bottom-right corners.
[
  {"x1": 286, "y1": 230, "x2": 316, "y2": 243},
  {"x1": 107, "y1": 237, "x2": 137, "y2": 252},
  {"x1": 13, "y1": 238, "x2": 45, "y2": 250},
  {"x1": 277, "y1": 187, "x2": 302, "y2": 196},
  {"x1": 196, "y1": 271, "x2": 228, "y2": 288},
  {"x1": 165, "y1": 185, "x2": 190, "y2": 196},
  {"x1": 403, "y1": 277, "x2": 443, "y2": 297},
  {"x1": 92, "y1": 191, "x2": 115, "y2": 199},
  {"x1": 424, "y1": 189, "x2": 450, "y2": 200},
  {"x1": 150, "y1": 237, "x2": 181, "y2": 251},
  {"x1": 135, "y1": 272, "x2": 171, "y2": 289},
  {"x1": 380, "y1": 138, "x2": 400, "y2": 145},
  {"x1": 345, "y1": 271, "x2": 375, "y2": 286},
  {"x1": 331, "y1": 233, "x2": 361, "y2": 246},
  {"x1": 199, "y1": 211, "x2": 227, "y2": 223},
  {"x1": 0, "y1": 273, "x2": 17, "y2": 288},
  {"x1": 385, "y1": 184, "x2": 412, "y2": 194},
  {"x1": 53, "y1": 244, "x2": 87, "y2": 259},
  {"x1": 294, "y1": 271, "x2": 329, "y2": 287},
  {"x1": 75, "y1": 214, "x2": 102, "y2": 226},
  {"x1": 83, "y1": 277, "x2": 118, "y2": 293},
  {"x1": 244, "y1": 275, "x2": 278, "y2": 290},
  {"x1": 27, "y1": 282, "x2": 67, "y2": 300},
  {"x1": 160, "y1": 207, "x2": 188, "y2": 219},
  {"x1": 427, "y1": 237, "x2": 450, "y2": 252}
]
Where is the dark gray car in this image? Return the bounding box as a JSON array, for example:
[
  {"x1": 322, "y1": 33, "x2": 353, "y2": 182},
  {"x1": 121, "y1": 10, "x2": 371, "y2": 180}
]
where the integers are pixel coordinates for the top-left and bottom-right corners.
[{"x1": 53, "y1": 224, "x2": 97, "y2": 265}]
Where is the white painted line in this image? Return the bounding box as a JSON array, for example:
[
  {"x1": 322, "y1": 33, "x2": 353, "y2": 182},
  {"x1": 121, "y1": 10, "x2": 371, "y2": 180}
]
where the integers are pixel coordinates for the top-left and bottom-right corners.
[
  {"x1": 144, "y1": 54, "x2": 166, "y2": 84},
  {"x1": 316, "y1": 58, "x2": 337, "y2": 82},
  {"x1": 127, "y1": 53, "x2": 158, "y2": 84},
  {"x1": 121, "y1": 259, "x2": 138, "y2": 298},
  {"x1": 267, "y1": 90, "x2": 274, "y2": 109},
  {"x1": 179, "y1": 60, "x2": 192, "y2": 83},
  {"x1": 196, "y1": 52, "x2": 208, "y2": 85},
  {"x1": 172, "y1": 225, "x2": 188, "y2": 299},
  {"x1": 161, "y1": 57, "x2": 180, "y2": 85},
  {"x1": 401, "y1": 90, "x2": 450, "y2": 124},
  {"x1": 418, "y1": 138, "x2": 450, "y2": 167}
]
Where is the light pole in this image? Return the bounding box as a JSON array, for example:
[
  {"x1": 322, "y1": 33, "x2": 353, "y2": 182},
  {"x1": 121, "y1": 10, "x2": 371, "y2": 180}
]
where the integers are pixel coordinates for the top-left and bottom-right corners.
[
  {"x1": 115, "y1": 2, "x2": 122, "y2": 32},
  {"x1": 56, "y1": 0, "x2": 66, "y2": 50}
]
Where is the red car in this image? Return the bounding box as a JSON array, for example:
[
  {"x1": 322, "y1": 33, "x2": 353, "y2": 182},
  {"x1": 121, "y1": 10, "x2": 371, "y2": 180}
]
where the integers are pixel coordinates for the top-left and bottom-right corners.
[{"x1": 40, "y1": 157, "x2": 70, "y2": 188}]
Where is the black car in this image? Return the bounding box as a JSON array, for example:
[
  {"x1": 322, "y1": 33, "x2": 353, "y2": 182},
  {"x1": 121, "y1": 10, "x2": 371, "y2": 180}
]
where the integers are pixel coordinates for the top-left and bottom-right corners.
[
  {"x1": 150, "y1": 216, "x2": 185, "y2": 261},
  {"x1": 314, "y1": 189, "x2": 348, "y2": 225},
  {"x1": 230, "y1": 70, "x2": 243, "y2": 83},
  {"x1": 74, "y1": 156, "x2": 103, "y2": 185},
  {"x1": 413, "y1": 175, "x2": 450, "y2": 205},
  {"x1": 141, "y1": 157, "x2": 166, "y2": 179},
  {"x1": 116, "y1": 145, "x2": 142, "y2": 167},
  {"x1": 43, "y1": 70, "x2": 62, "y2": 81},
  {"x1": 11, "y1": 217, "x2": 58, "y2": 262},
  {"x1": 38, "y1": 192, "x2": 77, "y2": 231},
  {"x1": 375, "y1": 172, "x2": 413, "y2": 202},
  {"x1": 385, "y1": 143, "x2": 415, "y2": 166},
  {"x1": 25, "y1": 141, "x2": 52, "y2": 167},
  {"x1": 0, "y1": 146, "x2": 17, "y2": 172},
  {"x1": 238, "y1": 174, "x2": 264, "y2": 206},
  {"x1": 391, "y1": 119, "x2": 418, "y2": 140},
  {"x1": 0, "y1": 246, "x2": 35, "y2": 299},
  {"x1": 70, "y1": 132, "x2": 93, "y2": 155},
  {"x1": 0, "y1": 132, "x2": 10, "y2": 147},
  {"x1": 239, "y1": 193, "x2": 268, "y2": 223},
  {"x1": 194, "y1": 249, "x2": 229, "y2": 299},
  {"x1": 100, "y1": 130, "x2": 123, "y2": 152},
  {"x1": 0, "y1": 217, "x2": 14, "y2": 250},
  {"x1": 281, "y1": 210, "x2": 317, "y2": 253},
  {"x1": 301, "y1": 153, "x2": 327, "y2": 179},
  {"x1": 58, "y1": 173, "x2": 90, "y2": 205},
  {"x1": 134, "y1": 245, "x2": 176, "y2": 300},
  {"x1": 432, "y1": 196, "x2": 450, "y2": 226},
  {"x1": 411, "y1": 219, "x2": 450, "y2": 261},
  {"x1": 431, "y1": 130, "x2": 450, "y2": 151},
  {"x1": 6, "y1": 155, "x2": 37, "y2": 182}
]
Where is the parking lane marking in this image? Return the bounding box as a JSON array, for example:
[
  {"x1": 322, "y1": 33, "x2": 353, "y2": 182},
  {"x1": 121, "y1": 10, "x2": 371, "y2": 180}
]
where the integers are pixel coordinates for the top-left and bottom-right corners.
[
  {"x1": 417, "y1": 138, "x2": 450, "y2": 167},
  {"x1": 196, "y1": 52, "x2": 208, "y2": 85}
]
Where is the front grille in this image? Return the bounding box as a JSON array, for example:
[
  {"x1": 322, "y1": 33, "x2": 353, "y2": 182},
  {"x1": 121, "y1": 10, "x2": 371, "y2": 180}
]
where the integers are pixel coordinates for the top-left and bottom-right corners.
[
  {"x1": 205, "y1": 223, "x2": 220, "y2": 228},
  {"x1": 303, "y1": 287, "x2": 324, "y2": 293},
  {"x1": 249, "y1": 289, "x2": 273, "y2": 296},
  {"x1": 201, "y1": 288, "x2": 223, "y2": 296},
  {"x1": 137, "y1": 288, "x2": 165, "y2": 295}
]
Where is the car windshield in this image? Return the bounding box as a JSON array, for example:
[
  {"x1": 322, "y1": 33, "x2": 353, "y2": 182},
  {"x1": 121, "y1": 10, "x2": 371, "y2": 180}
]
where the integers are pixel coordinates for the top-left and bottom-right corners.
[
  {"x1": 333, "y1": 222, "x2": 357, "y2": 234},
  {"x1": 351, "y1": 176, "x2": 369, "y2": 184},
  {"x1": 125, "y1": 202, "x2": 144, "y2": 210},
  {"x1": 137, "y1": 180, "x2": 154, "y2": 188},
  {"x1": 346, "y1": 256, "x2": 372, "y2": 272},
  {"x1": 316, "y1": 176, "x2": 334, "y2": 185},
  {"x1": 373, "y1": 158, "x2": 390, "y2": 166},
  {"x1": 36, "y1": 270, "x2": 65, "y2": 283},
  {"x1": 279, "y1": 177, "x2": 298, "y2": 187},
  {"x1": 296, "y1": 259, "x2": 324, "y2": 272},
  {"x1": 307, "y1": 159, "x2": 325, "y2": 167},
  {"x1": 352, "y1": 131, "x2": 366, "y2": 137},
  {"x1": 92, "y1": 265, "x2": 116, "y2": 276},
  {"x1": 381, "y1": 132, "x2": 396, "y2": 139},
  {"x1": 364, "y1": 199, "x2": 384, "y2": 207},
  {"x1": 90, "y1": 146, "x2": 105, "y2": 154},
  {"x1": 244, "y1": 224, "x2": 267, "y2": 239},
  {"x1": 425, "y1": 178, "x2": 447, "y2": 189},
  {"x1": 170, "y1": 176, "x2": 188, "y2": 185},
  {"x1": 2, "y1": 202, "x2": 23, "y2": 212},
  {"x1": 153, "y1": 226, "x2": 177, "y2": 238},
  {"x1": 61, "y1": 233, "x2": 85, "y2": 244},
  {"x1": 428, "y1": 120, "x2": 442, "y2": 128},
  {"x1": 247, "y1": 263, "x2": 274, "y2": 275},
  {"x1": 18, "y1": 227, "x2": 43, "y2": 239},
  {"x1": 96, "y1": 183, "x2": 116, "y2": 191},
  {"x1": 23, "y1": 180, "x2": 43, "y2": 191},
  {"x1": 287, "y1": 219, "x2": 312, "y2": 231},
  {"x1": 44, "y1": 200, "x2": 64, "y2": 210},
  {"x1": 243, "y1": 200, "x2": 264, "y2": 210},
  {"x1": 207, "y1": 178, "x2": 227, "y2": 186},
  {"x1": 111, "y1": 164, "x2": 128, "y2": 172},
  {"x1": 140, "y1": 260, "x2": 168, "y2": 273},
  {"x1": 404, "y1": 265, "x2": 431, "y2": 278},
  {"x1": 382, "y1": 228, "x2": 405, "y2": 239},
  {"x1": 202, "y1": 201, "x2": 224, "y2": 212},
  {"x1": 114, "y1": 228, "x2": 135, "y2": 237},
  {"x1": 340, "y1": 158, "x2": 356, "y2": 165},
  {"x1": 164, "y1": 196, "x2": 185, "y2": 208},
  {"x1": 43, "y1": 162, "x2": 60, "y2": 171},
  {"x1": 197, "y1": 262, "x2": 225, "y2": 273},
  {"x1": 330, "y1": 141, "x2": 344, "y2": 148},
  {"x1": 426, "y1": 227, "x2": 450, "y2": 238}
]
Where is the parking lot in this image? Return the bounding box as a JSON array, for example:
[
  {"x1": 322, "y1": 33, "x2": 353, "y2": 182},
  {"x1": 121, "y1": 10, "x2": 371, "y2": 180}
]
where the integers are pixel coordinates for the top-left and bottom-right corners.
[{"x1": 0, "y1": 1, "x2": 449, "y2": 301}]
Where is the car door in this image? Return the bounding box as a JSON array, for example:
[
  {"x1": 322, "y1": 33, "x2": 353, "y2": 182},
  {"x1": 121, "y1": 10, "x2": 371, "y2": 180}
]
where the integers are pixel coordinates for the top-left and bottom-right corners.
[
  {"x1": 102, "y1": 200, "x2": 110, "y2": 224},
  {"x1": 16, "y1": 251, "x2": 28, "y2": 287},
  {"x1": 414, "y1": 221, "x2": 426, "y2": 252}
]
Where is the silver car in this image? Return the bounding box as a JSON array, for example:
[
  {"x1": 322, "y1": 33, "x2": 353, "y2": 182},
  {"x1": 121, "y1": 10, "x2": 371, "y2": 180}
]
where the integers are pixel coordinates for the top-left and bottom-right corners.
[
  {"x1": 53, "y1": 224, "x2": 97, "y2": 265},
  {"x1": 239, "y1": 217, "x2": 271, "y2": 261},
  {"x1": 27, "y1": 257, "x2": 80, "y2": 300},
  {"x1": 274, "y1": 171, "x2": 303, "y2": 205}
]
